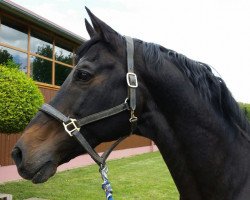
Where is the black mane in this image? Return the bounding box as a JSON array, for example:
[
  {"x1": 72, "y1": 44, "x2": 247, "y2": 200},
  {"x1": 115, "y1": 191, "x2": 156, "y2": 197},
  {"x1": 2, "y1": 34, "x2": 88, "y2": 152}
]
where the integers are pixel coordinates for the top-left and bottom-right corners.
[{"x1": 142, "y1": 41, "x2": 250, "y2": 133}]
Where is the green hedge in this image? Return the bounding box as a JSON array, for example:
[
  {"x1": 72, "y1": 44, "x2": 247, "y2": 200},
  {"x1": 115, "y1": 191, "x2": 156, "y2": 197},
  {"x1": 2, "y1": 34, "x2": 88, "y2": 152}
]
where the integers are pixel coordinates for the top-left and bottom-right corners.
[
  {"x1": 239, "y1": 103, "x2": 250, "y2": 122},
  {"x1": 0, "y1": 65, "x2": 44, "y2": 133}
]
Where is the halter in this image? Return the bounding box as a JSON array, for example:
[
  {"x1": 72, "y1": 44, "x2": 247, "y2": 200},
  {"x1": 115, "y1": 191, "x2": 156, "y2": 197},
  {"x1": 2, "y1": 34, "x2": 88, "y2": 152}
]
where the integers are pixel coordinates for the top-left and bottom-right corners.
[{"x1": 40, "y1": 36, "x2": 137, "y2": 200}]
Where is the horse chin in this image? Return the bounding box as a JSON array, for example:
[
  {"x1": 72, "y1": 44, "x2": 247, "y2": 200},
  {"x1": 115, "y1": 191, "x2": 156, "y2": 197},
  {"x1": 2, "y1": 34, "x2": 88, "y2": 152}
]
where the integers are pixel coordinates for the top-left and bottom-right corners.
[{"x1": 31, "y1": 161, "x2": 57, "y2": 184}]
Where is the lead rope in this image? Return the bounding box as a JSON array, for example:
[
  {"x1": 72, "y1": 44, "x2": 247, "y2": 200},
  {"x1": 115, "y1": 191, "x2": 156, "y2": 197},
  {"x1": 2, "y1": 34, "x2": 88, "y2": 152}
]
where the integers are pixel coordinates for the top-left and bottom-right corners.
[{"x1": 100, "y1": 165, "x2": 113, "y2": 200}]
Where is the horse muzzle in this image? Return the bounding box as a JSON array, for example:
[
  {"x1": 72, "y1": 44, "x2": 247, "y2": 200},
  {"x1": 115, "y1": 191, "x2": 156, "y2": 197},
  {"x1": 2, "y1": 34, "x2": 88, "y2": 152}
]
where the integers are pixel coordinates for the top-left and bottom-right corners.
[{"x1": 12, "y1": 145, "x2": 57, "y2": 183}]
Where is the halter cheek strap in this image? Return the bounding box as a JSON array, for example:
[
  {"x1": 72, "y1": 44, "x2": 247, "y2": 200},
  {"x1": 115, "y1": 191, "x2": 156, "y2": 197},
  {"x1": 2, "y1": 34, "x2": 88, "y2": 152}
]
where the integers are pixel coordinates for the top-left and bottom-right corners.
[
  {"x1": 126, "y1": 36, "x2": 138, "y2": 130},
  {"x1": 39, "y1": 36, "x2": 138, "y2": 167}
]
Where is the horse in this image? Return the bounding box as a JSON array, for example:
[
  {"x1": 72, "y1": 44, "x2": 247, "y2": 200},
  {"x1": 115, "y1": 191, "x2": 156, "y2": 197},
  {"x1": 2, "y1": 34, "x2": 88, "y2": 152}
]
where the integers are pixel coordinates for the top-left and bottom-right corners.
[{"x1": 11, "y1": 8, "x2": 250, "y2": 200}]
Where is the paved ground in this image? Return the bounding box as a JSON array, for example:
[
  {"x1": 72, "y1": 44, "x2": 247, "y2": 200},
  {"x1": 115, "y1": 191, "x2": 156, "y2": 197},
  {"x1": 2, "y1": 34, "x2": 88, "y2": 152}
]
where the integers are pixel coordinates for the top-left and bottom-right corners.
[{"x1": 0, "y1": 145, "x2": 158, "y2": 183}]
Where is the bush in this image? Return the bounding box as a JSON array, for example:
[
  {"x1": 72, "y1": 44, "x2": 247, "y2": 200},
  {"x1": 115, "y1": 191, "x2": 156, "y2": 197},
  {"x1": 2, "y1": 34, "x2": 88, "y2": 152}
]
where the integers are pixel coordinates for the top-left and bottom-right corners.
[
  {"x1": 239, "y1": 102, "x2": 250, "y2": 122},
  {"x1": 3, "y1": 59, "x2": 20, "y2": 70},
  {"x1": 0, "y1": 65, "x2": 44, "y2": 133}
]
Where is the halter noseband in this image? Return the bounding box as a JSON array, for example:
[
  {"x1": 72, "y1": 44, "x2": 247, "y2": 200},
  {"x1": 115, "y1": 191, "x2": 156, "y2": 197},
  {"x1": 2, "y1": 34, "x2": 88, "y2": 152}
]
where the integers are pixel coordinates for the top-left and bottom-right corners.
[{"x1": 39, "y1": 36, "x2": 138, "y2": 167}]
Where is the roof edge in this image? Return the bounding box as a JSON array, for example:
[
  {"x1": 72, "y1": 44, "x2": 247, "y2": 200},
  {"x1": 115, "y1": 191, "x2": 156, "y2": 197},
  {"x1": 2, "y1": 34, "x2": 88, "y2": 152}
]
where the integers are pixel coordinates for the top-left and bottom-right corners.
[{"x1": 0, "y1": 0, "x2": 86, "y2": 45}]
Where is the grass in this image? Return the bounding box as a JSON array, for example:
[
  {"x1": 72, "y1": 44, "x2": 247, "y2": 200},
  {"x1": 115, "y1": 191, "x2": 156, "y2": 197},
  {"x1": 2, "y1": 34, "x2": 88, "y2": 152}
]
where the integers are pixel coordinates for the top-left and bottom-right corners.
[{"x1": 0, "y1": 152, "x2": 179, "y2": 200}]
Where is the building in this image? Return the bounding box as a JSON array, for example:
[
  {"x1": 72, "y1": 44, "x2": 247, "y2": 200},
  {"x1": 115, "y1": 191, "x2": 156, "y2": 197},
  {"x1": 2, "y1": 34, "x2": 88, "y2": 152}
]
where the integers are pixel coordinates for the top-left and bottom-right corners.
[
  {"x1": 0, "y1": 0, "x2": 153, "y2": 168},
  {"x1": 0, "y1": 0, "x2": 83, "y2": 90}
]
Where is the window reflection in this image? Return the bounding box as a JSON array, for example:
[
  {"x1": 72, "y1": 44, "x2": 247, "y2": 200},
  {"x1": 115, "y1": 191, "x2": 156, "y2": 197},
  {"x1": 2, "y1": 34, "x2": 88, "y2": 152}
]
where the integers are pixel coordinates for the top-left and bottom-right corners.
[
  {"x1": 55, "y1": 41, "x2": 73, "y2": 65},
  {"x1": 0, "y1": 16, "x2": 28, "y2": 50},
  {"x1": 0, "y1": 14, "x2": 77, "y2": 86},
  {"x1": 55, "y1": 63, "x2": 72, "y2": 86},
  {"x1": 30, "y1": 30, "x2": 53, "y2": 58},
  {"x1": 30, "y1": 56, "x2": 52, "y2": 84},
  {"x1": 0, "y1": 46, "x2": 27, "y2": 73}
]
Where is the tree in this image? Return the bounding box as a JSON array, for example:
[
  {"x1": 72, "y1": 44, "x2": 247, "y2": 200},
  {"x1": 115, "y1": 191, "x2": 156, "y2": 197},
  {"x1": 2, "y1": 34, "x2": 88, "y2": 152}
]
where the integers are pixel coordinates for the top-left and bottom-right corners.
[
  {"x1": 32, "y1": 45, "x2": 72, "y2": 85},
  {"x1": 32, "y1": 45, "x2": 53, "y2": 84},
  {"x1": 0, "y1": 48, "x2": 13, "y2": 64},
  {"x1": 55, "y1": 50, "x2": 72, "y2": 85},
  {"x1": 55, "y1": 50, "x2": 72, "y2": 64},
  {"x1": 0, "y1": 48, "x2": 21, "y2": 70},
  {"x1": 239, "y1": 102, "x2": 250, "y2": 122}
]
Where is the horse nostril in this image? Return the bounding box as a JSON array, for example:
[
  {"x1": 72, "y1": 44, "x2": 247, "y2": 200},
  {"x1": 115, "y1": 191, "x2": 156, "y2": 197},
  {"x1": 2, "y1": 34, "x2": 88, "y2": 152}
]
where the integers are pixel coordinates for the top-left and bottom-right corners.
[{"x1": 11, "y1": 146, "x2": 23, "y2": 168}]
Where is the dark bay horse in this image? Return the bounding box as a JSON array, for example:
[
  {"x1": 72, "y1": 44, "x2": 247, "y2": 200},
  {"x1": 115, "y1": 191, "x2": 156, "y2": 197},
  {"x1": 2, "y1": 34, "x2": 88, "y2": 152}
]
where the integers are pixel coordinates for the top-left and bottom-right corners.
[{"x1": 12, "y1": 8, "x2": 250, "y2": 200}]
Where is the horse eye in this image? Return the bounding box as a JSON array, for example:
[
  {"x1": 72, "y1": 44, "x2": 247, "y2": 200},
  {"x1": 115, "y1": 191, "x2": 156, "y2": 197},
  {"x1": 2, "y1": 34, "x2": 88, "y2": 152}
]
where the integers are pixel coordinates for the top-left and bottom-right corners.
[{"x1": 76, "y1": 70, "x2": 92, "y2": 82}]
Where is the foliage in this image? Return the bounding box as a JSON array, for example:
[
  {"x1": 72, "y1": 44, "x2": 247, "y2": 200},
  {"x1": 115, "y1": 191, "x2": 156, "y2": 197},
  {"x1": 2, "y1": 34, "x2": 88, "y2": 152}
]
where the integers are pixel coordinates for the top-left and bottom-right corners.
[
  {"x1": 0, "y1": 48, "x2": 21, "y2": 70},
  {"x1": 0, "y1": 65, "x2": 44, "y2": 133},
  {"x1": 0, "y1": 152, "x2": 179, "y2": 200},
  {"x1": 0, "y1": 48, "x2": 13, "y2": 64},
  {"x1": 56, "y1": 50, "x2": 73, "y2": 64},
  {"x1": 32, "y1": 45, "x2": 72, "y2": 85},
  {"x1": 239, "y1": 102, "x2": 250, "y2": 121},
  {"x1": 4, "y1": 59, "x2": 21, "y2": 70},
  {"x1": 32, "y1": 45, "x2": 53, "y2": 84},
  {"x1": 55, "y1": 50, "x2": 73, "y2": 85},
  {"x1": 0, "y1": 45, "x2": 73, "y2": 85}
]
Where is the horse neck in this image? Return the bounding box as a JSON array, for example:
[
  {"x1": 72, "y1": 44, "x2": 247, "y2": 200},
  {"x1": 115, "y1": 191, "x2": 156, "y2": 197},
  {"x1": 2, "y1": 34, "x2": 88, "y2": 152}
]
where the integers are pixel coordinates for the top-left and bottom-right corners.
[
  {"x1": 137, "y1": 98, "x2": 203, "y2": 199},
  {"x1": 136, "y1": 52, "x2": 250, "y2": 199}
]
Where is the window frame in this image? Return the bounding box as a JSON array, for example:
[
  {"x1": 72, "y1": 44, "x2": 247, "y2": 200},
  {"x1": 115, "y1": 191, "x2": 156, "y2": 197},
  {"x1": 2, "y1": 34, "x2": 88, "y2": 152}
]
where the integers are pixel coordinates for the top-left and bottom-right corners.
[{"x1": 0, "y1": 12, "x2": 78, "y2": 89}]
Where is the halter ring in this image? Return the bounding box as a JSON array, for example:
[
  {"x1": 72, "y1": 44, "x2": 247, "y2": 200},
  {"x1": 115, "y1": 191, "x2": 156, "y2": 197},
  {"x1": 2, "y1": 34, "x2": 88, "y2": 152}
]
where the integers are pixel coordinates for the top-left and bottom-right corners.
[{"x1": 63, "y1": 118, "x2": 80, "y2": 136}]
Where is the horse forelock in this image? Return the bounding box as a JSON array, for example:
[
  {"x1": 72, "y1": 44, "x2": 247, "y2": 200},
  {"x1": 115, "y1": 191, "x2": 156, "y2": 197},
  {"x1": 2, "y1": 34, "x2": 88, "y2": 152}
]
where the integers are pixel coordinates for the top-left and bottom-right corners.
[
  {"x1": 142, "y1": 41, "x2": 250, "y2": 134},
  {"x1": 76, "y1": 37, "x2": 100, "y2": 63},
  {"x1": 76, "y1": 34, "x2": 126, "y2": 64}
]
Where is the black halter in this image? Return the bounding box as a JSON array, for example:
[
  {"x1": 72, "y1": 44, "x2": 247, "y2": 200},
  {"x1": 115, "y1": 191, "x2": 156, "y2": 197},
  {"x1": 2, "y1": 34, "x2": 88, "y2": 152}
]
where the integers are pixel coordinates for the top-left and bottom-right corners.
[{"x1": 40, "y1": 36, "x2": 138, "y2": 167}]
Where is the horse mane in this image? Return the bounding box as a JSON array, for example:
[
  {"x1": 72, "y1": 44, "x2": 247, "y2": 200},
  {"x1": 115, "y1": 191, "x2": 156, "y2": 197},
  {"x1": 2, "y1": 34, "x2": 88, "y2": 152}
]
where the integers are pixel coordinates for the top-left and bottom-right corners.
[{"x1": 142, "y1": 41, "x2": 250, "y2": 133}]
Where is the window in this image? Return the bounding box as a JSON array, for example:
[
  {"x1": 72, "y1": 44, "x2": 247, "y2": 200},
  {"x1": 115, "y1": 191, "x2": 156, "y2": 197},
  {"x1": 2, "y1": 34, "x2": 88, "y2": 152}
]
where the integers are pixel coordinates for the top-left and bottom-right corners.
[
  {"x1": 0, "y1": 14, "x2": 78, "y2": 87},
  {"x1": 30, "y1": 56, "x2": 52, "y2": 84},
  {"x1": 0, "y1": 15, "x2": 28, "y2": 50},
  {"x1": 55, "y1": 63, "x2": 72, "y2": 86},
  {"x1": 30, "y1": 29, "x2": 53, "y2": 58},
  {"x1": 55, "y1": 40, "x2": 73, "y2": 65},
  {"x1": 0, "y1": 46, "x2": 28, "y2": 73}
]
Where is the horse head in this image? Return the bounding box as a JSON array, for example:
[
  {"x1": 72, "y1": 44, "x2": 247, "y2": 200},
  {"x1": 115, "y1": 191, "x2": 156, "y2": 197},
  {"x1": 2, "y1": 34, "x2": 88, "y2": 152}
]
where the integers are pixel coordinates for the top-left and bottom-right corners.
[{"x1": 11, "y1": 8, "x2": 146, "y2": 183}]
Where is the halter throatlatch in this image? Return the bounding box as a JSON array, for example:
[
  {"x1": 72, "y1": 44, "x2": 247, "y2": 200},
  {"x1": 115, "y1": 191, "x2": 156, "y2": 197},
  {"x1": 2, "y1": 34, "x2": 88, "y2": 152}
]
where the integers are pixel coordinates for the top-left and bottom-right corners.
[{"x1": 39, "y1": 36, "x2": 137, "y2": 200}]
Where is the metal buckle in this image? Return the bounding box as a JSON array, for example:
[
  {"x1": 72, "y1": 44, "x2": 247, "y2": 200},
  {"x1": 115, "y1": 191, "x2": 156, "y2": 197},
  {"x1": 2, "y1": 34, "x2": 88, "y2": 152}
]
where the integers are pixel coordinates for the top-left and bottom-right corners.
[
  {"x1": 129, "y1": 110, "x2": 138, "y2": 123},
  {"x1": 63, "y1": 118, "x2": 80, "y2": 136},
  {"x1": 126, "y1": 72, "x2": 138, "y2": 88}
]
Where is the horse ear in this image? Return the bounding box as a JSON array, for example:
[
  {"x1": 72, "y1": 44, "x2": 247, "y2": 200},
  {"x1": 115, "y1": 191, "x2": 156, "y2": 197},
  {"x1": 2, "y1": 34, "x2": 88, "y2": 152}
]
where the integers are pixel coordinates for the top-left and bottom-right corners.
[
  {"x1": 85, "y1": 19, "x2": 95, "y2": 38},
  {"x1": 85, "y1": 7, "x2": 120, "y2": 43}
]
